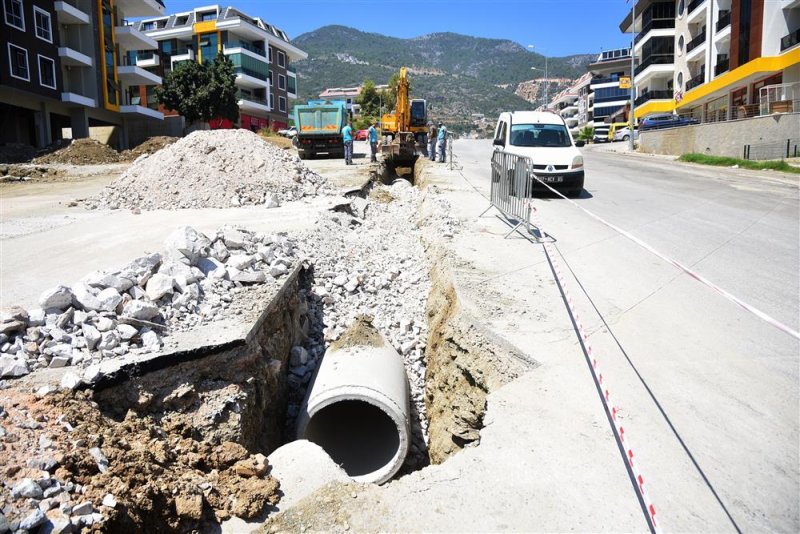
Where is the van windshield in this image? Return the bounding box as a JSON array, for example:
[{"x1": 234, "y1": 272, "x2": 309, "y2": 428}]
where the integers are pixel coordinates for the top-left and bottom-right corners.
[{"x1": 510, "y1": 124, "x2": 571, "y2": 148}]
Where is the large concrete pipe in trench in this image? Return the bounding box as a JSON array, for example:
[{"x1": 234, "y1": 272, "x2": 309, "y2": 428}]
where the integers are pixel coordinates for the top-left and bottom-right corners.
[{"x1": 296, "y1": 321, "x2": 410, "y2": 485}]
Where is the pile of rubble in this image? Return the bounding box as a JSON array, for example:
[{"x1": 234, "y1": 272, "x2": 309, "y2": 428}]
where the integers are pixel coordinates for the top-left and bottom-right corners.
[
  {"x1": 88, "y1": 129, "x2": 331, "y2": 211},
  {"x1": 33, "y1": 139, "x2": 121, "y2": 165},
  {"x1": 0, "y1": 225, "x2": 299, "y2": 388},
  {"x1": 119, "y1": 136, "x2": 178, "y2": 162}
]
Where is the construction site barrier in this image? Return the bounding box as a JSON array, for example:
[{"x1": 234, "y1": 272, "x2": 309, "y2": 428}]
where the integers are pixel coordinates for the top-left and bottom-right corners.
[{"x1": 483, "y1": 150, "x2": 539, "y2": 238}]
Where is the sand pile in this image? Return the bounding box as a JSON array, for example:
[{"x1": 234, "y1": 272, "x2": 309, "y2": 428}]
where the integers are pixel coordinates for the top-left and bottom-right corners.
[
  {"x1": 90, "y1": 129, "x2": 330, "y2": 210},
  {"x1": 34, "y1": 138, "x2": 120, "y2": 165}
]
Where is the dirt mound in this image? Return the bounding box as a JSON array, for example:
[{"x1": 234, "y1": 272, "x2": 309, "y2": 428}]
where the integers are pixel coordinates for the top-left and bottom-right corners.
[
  {"x1": 90, "y1": 129, "x2": 330, "y2": 210},
  {"x1": 120, "y1": 136, "x2": 178, "y2": 162},
  {"x1": 0, "y1": 142, "x2": 37, "y2": 163},
  {"x1": 34, "y1": 138, "x2": 121, "y2": 165}
]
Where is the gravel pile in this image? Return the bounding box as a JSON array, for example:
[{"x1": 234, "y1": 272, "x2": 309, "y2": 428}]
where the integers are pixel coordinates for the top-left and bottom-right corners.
[
  {"x1": 34, "y1": 138, "x2": 120, "y2": 165},
  {"x1": 0, "y1": 225, "x2": 299, "y2": 388},
  {"x1": 89, "y1": 129, "x2": 330, "y2": 211},
  {"x1": 286, "y1": 182, "x2": 458, "y2": 469}
]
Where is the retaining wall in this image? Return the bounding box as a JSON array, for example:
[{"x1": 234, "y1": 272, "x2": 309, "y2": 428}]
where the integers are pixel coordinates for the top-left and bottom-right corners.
[{"x1": 639, "y1": 112, "x2": 800, "y2": 158}]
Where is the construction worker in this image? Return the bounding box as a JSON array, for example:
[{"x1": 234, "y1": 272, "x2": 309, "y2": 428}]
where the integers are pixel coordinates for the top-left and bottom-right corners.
[
  {"x1": 437, "y1": 123, "x2": 447, "y2": 163},
  {"x1": 368, "y1": 121, "x2": 378, "y2": 163},
  {"x1": 427, "y1": 122, "x2": 437, "y2": 161},
  {"x1": 342, "y1": 121, "x2": 354, "y2": 165}
]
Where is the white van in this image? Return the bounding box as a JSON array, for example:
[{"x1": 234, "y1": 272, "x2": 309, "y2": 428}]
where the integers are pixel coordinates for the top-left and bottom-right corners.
[{"x1": 493, "y1": 111, "x2": 585, "y2": 196}]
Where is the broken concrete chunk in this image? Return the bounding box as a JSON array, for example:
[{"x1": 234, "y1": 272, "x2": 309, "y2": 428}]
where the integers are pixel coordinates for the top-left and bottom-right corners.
[
  {"x1": 48, "y1": 356, "x2": 70, "y2": 369},
  {"x1": 164, "y1": 226, "x2": 211, "y2": 266},
  {"x1": 270, "y1": 264, "x2": 288, "y2": 278},
  {"x1": 141, "y1": 330, "x2": 161, "y2": 351},
  {"x1": 11, "y1": 478, "x2": 44, "y2": 499},
  {"x1": 226, "y1": 254, "x2": 255, "y2": 270},
  {"x1": 0, "y1": 355, "x2": 29, "y2": 378},
  {"x1": 71, "y1": 283, "x2": 103, "y2": 312},
  {"x1": 116, "y1": 324, "x2": 138, "y2": 340},
  {"x1": 102, "y1": 494, "x2": 117, "y2": 508},
  {"x1": 230, "y1": 271, "x2": 266, "y2": 284},
  {"x1": 83, "y1": 271, "x2": 134, "y2": 293},
  {"x1": 61, "y1": 371, "x2": 82, "y2": 390},
  {"x1": 122, "y1": 300, "x2": 160, "y2": 321},
  {"x1": 210, "y1": 239, "x2": 230, "y2": 261},
  {"x1": 88, "y1": 448, "x2": 109, "y2": 473},
  {"x1": 81, "y1": 324, "x2": 101, "y2": 350},
  {"x1": 145, "y1": 273, "x2": 175, "y2": 301},
  {"x1": 71, "y1": 501, "x2": 94, "y2": 516},
  {"x1": 96, "y1": 331, "x2": 119, "y2": 351},
  {"x1": 222, "y1": 228, "x2": 248, "y2": 249},
  {"x1": 39, "y1": 286, "x2": 74, "y2": 311},
  {"x1": 96, "y1": 287, "x2": 122, "y2": 313},
  {"x1": 19, "y1": 508, "x2": 46, "y2": 531}
]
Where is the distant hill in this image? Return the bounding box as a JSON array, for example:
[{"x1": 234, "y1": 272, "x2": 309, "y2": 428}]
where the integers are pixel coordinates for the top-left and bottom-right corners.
[{"x1": 291, "y1": 26, "x2": 594, "y2": 121}]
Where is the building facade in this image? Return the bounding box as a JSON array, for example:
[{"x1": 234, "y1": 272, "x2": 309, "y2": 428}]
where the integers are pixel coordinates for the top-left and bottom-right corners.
[
  {"x1": 548, "y1": 73, "x2": 593, "y2": 136},
  {"x1": 587, "y1": 47, "x2": 633, "y2": 134},
  {"x1": 1, "y1": 0, "x2": 166, "y2": 148},
  {"x1": 619, "y1": 0, "x2": 800, "y2": 121},
  {"x1": 136, "y1": 5, "x2": 307, "y2": 131}
]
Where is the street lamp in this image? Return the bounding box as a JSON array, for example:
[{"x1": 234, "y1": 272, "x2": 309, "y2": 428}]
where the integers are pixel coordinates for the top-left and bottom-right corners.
[{"x1": 528, "y1": 45, "x2": 548, "y2": 109}]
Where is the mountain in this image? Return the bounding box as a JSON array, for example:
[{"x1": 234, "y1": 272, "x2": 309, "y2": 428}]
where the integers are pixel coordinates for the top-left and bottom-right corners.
[{"x1": 291, "y1": 26, "x2": 595, "y2": 122}]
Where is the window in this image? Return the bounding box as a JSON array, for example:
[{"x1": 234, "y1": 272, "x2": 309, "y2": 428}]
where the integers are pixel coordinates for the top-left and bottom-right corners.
[
  {"x1": 38, "y1": 55, "x2": 56, "y2": 88},
  {"x1": 33, "y1": 6, "x2": 52, "y2": 43},
  {"x1": 678, "y1": 0, "x2": 685, "y2": 17},
  {"x1": 678, "y1": 35, "x2": 684, "y2": 55},
  {"x1": 4, "y1": 0, "x2": 24, "y2": 30},
  {"x1": 278, "y1": 74, "x2": 286, "y2": 90},
  {"x1": 142, "y1": 21, "x2": 155, "y2": 31},
  {"x1": 279, "y1": 96, "x2": 286, "y2": 112},
  {"x1": 198, "y1": 11, "x2": 217, "y2": 21},
  {"x1": 268, "y1": 70, "x2": 273, "y2": 86},
  {"x1": 268, "y1": 47, "x2": 273, "y2": 63},
  {"x1": 509, "y1": 123, "x2": 571, "y2": 148},
  {"x1": 7, "y1": 43, "x2": 29, "y2": 81},
  {"x1": 176, "y1": 16, "x2": 188, "y2": 25},
  {"x1": 277, "y1": 50, "x2": 285, "y2": 67},
  {"x1": 676, "y1": 72, "x2": 684, "y2": 91},
  {"x1": 268, "y1": 92, "x2": 273, "y2": 109}
]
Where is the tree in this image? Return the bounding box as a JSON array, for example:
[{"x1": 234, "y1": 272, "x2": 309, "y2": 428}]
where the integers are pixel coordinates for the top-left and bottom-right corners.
[
  {"x1": 155, "y1": 56, "x2": 239, "y2": 126},
  {"x1": 357, "y1": 79, "x2": 380, "y2": 118}
]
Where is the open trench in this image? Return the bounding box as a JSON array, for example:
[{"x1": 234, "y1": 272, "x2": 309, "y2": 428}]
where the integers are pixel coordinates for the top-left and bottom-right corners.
[{"x1": 67, "y1": 158, "x2": 525, "y2": 531}]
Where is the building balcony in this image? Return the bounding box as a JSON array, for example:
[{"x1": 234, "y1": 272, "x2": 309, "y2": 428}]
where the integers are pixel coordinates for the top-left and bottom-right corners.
[
  {"x1": 634, "y1": 56, "x2": 674, "y2": 84},
  {"x1": 115, "y1": 25, "x2": 159, "y2": 51},
  {"x1": 687, "y1": 0, "x2": 707, "y2": 22},
  {"x1": 170, "y1": 49, "x2": 196, "y2": 67},
  {"x1": 225, "y1": 40, "x2": 267, "y2": 57},
  {"x1": 714, "y1": 58, "x2": 729, "y2": 77},
  {"x1": 686, "y1": 71, "x2": 705, "y2": 91},
  {"x1": 54, "y1": 1, "x2": 90, "y2": 24},
  {"x1": 634, "y1": 19, "x2": 676, "y2": 46},
  {"x1": 686, "y1": 30, "x2": 707, "y2": 54},
  {"x1": 635, "y1": 90, "x2": 673, "y2": 107},
  {"x1": 115, "y1": 0, "x2": 164, "y2": 18},
  {"x1": 781, "y1": 28, "x2": 800, "y2": 52},
  {"x1": 117, "y1": 65, "x2": 162, "y2": 86},
  {"x1": 58, "y1": 47, "x2": 92, "y2": 67},
  {"x1": 61, "y1": 92, "x2": 95, "y2": 108},
  {"x1": 120, "y1": 105, "x2": 164, "y2": 120},
  {"x1": 716, "y1": 11, "x2": 730, "y2": 32},
  {"x1": 238, "y1": 94, "x2": 271, "y2": 114},
  {"x1": 234, "y1": 67, "x2": 269, "y2": 88},
  {"x1": 223, "y1": 48, "x2": 268, "y2": 65},
  {"x1": 136, "y1": 52, "x2": 159, "y2": 68}
]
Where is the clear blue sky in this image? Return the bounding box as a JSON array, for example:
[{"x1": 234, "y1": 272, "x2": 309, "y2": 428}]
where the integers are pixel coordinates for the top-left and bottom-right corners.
[{"x1": 159, "y1": 0, "x2": 634, "y2": 57}]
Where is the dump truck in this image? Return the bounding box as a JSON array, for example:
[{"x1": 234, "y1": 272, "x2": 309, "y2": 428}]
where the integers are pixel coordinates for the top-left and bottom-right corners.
[
  {"x1": 294, "y1": 100, "x2": 349, "y2": 159},
  {"x1": 381, "y1": 67, "x2": 427, "y2": 164}
]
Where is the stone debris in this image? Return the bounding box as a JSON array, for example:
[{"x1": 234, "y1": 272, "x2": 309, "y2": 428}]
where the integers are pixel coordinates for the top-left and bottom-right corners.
[
  {"x1": 0, "y1": 225, "x2": 299, "y2": 383},
  {"x1": 88, "y1": 129, "x2": 331, "y2": 211}
]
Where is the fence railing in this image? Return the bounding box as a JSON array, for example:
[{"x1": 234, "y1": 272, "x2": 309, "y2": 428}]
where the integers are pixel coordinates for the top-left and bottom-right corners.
[
  {"x1": 743, "y1": 139, "x2": 799, "y2": 161},
  {"x1": 485, "y1": 151, "x2": 537, "y2": 238},
  {"x1": 760, "y1": 82, "x2": 799, "y2": 115},
  {"x1": 716, "y1": 11, "x2": 731, "y2": 31}
]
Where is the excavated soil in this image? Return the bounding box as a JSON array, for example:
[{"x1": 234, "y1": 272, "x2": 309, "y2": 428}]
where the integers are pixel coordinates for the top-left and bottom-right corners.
[
  {"x1": 120, "y1": 137, "x2": 178, "y2": 162},
  {"x1": 34, "y1": 139, "x2": 121, "y2": 165},
  {"x1": 328, "y1": 316, "x2": 385, "y2": 351}
]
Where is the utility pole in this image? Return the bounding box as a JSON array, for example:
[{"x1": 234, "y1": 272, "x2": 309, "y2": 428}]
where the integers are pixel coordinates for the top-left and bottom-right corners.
[
  {"x1": 630, "y1": 0, "x2": 636, "y2": 151},
  {"x1": 544, "y1": 55, "x2": 549, "y2": 109}
]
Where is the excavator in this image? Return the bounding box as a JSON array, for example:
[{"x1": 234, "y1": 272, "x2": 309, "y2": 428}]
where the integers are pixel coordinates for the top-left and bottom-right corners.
[{"x1": 380, "y1": 67, "x2": 428, "y2": 165}]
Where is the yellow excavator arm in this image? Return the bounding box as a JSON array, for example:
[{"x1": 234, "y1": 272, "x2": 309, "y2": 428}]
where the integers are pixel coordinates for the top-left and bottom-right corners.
[{"x1": 396, "y1": 67, "x2": 409, "y2": 132}]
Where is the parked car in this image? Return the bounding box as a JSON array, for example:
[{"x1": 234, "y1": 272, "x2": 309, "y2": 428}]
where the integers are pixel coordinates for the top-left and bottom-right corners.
[
  {"x1": 639, "y1": 113, "x2": 699, "y2": 131},
  {"x1": 493, "y1": 111, "x2": 585, "y2": 197},
  {"x1": 612, "y1": 126, "x2": 639, "y2": 142},
  {"x1": 277, "y1": 127, "x2": 297, "y2": 138},
  {"x1": 355, "y1": 129, "x2": 369, "y2": 141}
]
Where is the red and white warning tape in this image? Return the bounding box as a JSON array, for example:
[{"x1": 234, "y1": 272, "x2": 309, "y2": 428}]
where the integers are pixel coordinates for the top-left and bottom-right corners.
[
  {"x1": 528, "y1": 179, "x2": 800, "y2": 341},
  {"x1": 531, "y1": 206, "x2": 661, "y2": 533}
]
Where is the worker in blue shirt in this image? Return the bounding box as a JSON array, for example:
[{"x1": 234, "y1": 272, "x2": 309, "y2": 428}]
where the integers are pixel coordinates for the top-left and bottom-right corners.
[
  {"x1": 437, "y1": 123, "x2": 447, "y2": 163},
  {"x1": 342, "y1": 121, "x2": 354, "y2": 165},
  {"x1": 368, "y1": 121, "x2": 379, "y2": 162}
]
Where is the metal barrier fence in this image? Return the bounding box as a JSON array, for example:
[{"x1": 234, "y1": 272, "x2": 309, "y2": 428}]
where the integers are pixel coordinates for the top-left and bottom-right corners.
[
  {"x1": 482, "y1": 151, "x2": 540, "y2": 238},
  {"x1": 743, "y1": 138, "x2": 800, "y2": 160}
]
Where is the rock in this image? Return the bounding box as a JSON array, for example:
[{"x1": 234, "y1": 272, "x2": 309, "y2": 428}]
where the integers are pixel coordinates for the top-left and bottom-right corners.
[
  {"x1": 164, "y1": 226, "x2": 211, "y2": 266},
  {"x1": 116, "y1": 324, "x2": 138, "y2": 340},
  {"x1": 146, "y1": 273, "x2": 175, "y2": 301},
  {"x1": 122, "y1": 300, "x2": 160, "y2": 321},
  {"x1": 210, "y1": 239, "x2": 230, "y2": 261},
  {"x1": 0, "y1": 355, "x2": 29, "y2": 378},
  {"x1": 290, "y1": 346, "x2": 308, "y2": 366},
  {"x1": 84, "y1": 271, "x2": 133, "y2": 292},
  {"x1": 96, "y1": 331, "x2": 119, "y2": 351},
  {"x1": 28, "y1": 308, "x2": 46, "y2": 326},
  {"x1": 333, "y1": 275, "x2": 347, "y2": 287},
  {"x1": 61, "y1": 372, "x2": 82, "y2": 390},
  {"x1": 89, "y1": 448, "x2": 108, "y2": 473},
  {"x1": 12, "y1": 478, "x2": 44, "y2": 499},
  {"x1": 48, "y1": 356, "x2": 70, "y2": 369},
  {"x1": 159, "y1": 261, "x2": 202, "y2": 284},
  {"x1": 230, "y1": 271, "x2": 266, "y2": 284},
  {"x1": 102, "y1": 494, "x2": 117, "y2": 508},
  {"x1": 119, "y1": 253, "x2": 162, "y2": 281},
  {"x1": 141, "y1": 330, "x2": 161, "y2": 351},
  {"x1": 39, "y1": 286, "x2": 74, "y2": 311},
  {"x1": 197, "y1": 257, "x2": 226, "y2": 277},
  {"x1": 344, "y1": 279, "x2": 359, "y2": 293},
  {"x1": 50, "y1": 343, "x2": 73, "y2": 359},
  {"x1": 83, "y1": 364, "x2": 102, "y2": 383},
  {"x1": 222, "y1": 228, "x2": 248, "y2": 249},
  {"x1": 70, "y1": 502, "x2": 93, "y2": 516},
  {"x1": 19, "y1": 509, "x2": 46, "y2": 531},
  {"x1": 81, "y1": 324, "x2": 101, "y2": 350},
  {"x1": 265, "y1": 193, "x2": 280, "y2": 208},
  {"x1": 270, "y1": 264, "x2": 288, "y2": 278},
  {"x1": 96, "y1": 288, "x2": 122, "y2": 313},
  {"x1": 95, "y1": 316, "x2": 116, "y2": 332},
  {"x1": 174, "y1": 494, "x2": 203, "y2": 520},
  {"x1": 226, "y1": 254, "x2": 254, "y2": 270},
  {"x1": 42, "y1": 512, "x2": 71, "y2": 534},
  {"x1": 351, "y1": 197, "x2": 369, "y2": 218},
  {"x1": 71, "y1": 284, "x2": 103, "y2": 312}
]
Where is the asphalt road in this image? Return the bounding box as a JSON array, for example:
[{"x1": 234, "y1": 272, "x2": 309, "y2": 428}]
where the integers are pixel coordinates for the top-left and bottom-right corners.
[{"x1": 450, "y1": 140, "x2": 799, "y2": 532}]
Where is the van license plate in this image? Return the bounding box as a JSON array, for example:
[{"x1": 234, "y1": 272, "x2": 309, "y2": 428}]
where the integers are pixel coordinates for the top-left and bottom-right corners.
[{"x1": 543, "y1": 176, "x2": 564, "y2": 183}]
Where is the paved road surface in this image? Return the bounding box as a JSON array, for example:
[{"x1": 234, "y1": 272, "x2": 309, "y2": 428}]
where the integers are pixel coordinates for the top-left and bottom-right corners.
[{"x1": 449, "y1": 140, "x2": 799, "y2": 531}]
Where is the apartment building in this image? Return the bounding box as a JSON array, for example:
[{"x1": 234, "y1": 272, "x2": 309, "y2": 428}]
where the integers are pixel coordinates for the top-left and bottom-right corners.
[
  {"x1": 620, "y1": 1, "x2": 677, "y2": 120},
  {"x1": 587, "y1": 47, "x2": 633, "y2": 133},
  {"x1": 135, "y1": 5, "x2": 307, "y2": 131},
  {"x1": 673, "y1": 0, "x2": 800, "y2": 121},
  {"x1": 1, "y1": 0, "x2": 166, "y2": 148},
  {"x1": 548, "y1": 73, "x2": 592, "y2": 135}
]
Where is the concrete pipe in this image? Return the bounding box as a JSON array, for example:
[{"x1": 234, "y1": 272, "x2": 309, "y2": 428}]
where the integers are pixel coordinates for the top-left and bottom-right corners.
[{"x1": 296, "y1": 323, "x2": 410, "y2": 485}]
